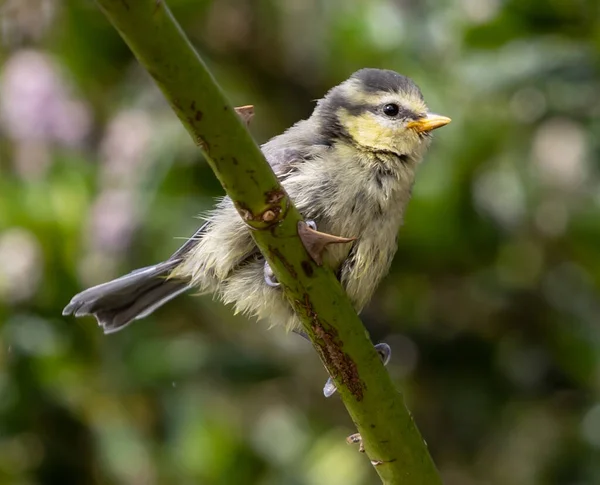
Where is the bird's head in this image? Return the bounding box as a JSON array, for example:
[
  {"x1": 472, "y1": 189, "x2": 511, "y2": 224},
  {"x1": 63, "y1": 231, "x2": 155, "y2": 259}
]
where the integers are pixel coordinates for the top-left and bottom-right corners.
[{"x1": 315, "y1": 68, "x2": 450, "y2": 163}]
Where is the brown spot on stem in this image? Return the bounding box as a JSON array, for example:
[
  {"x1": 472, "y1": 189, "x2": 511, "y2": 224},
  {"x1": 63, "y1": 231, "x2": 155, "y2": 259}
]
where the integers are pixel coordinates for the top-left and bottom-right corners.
[
  {"x1": 262, "y1": 207, "x2": 281, "y2": 221},
  {"x1": 195, "y1": 110, "x2": 203, "y2": 121},
  {"x1": 265, "y1": 188, "x2": 285, "y2": 205},
  {"x1": 262, "y1": 210, "x2": 276, "y2": 222},
  {"x1": 245, "y1": 169, "x2": 259, "y2": 186},
  {"x1": 234, "y1": 202, "x2": 253, "y2": 222},
  {"x1": 297, "y1": 294, "x2": 365, "y2": 400},
  {"x1": 234, "y1": 198, "x2": 285, "y2": 228},
  {"x1": 269, "y1": 247, "x2": 298, "y2": 279},
  {"x1": 301, "y1": 260, "x2": 314, "y2": 277}
]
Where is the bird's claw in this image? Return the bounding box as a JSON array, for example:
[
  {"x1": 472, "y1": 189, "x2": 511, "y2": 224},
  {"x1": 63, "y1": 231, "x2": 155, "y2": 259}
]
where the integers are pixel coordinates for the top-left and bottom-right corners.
[
  {"x1": 305, "y1": 220, "x2": 317, "y2": 231},
  {"x1": 264, "y1": 260, "x2": 280, "y2": 287},
  {"x1": 297, "y1": 220, "x2": 355, "y2": 266},
  {"x1": 323, "y1": 342, "x2": 391, "y2": 398},
  {"x1": 263, "y1": 220, "x2": 321, "y2": 287},
  {"x1": 292, "y1": 330, "x2": 392, "y2": 398},
  {"x1": 375, "y1": 342, "x2": 392, "y2": 365}
]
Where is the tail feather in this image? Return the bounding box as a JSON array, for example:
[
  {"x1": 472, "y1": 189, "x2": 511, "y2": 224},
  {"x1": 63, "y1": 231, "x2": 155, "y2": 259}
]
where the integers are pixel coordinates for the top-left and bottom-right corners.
[
  {"x1": 63, "y1": 260, "x2": 189, "y2": 334},
  {"x1": 64, "y1": 222, "x2": 209, "y2": 333}
]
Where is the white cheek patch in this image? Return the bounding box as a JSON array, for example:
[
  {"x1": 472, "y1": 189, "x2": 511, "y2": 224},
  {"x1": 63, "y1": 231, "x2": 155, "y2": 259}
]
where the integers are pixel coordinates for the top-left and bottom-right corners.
[{"x1": 374, "y1": 112, "x2": 399, "y2": 131}]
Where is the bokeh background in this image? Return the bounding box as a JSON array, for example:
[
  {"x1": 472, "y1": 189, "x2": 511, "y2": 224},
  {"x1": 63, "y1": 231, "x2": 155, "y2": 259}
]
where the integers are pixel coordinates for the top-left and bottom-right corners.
[{"x1": 1, "y1": 0, "x2": 600, "y2": 484}]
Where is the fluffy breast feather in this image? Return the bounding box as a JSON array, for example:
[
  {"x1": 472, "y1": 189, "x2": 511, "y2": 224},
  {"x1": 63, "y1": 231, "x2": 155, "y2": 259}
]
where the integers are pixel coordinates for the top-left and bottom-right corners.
[{"x1": 281, "y1": 141, "x2": 418, "y2": 309}]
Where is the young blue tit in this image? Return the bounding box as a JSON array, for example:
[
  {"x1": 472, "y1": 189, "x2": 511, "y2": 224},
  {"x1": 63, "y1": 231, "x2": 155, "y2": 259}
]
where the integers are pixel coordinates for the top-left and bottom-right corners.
[{"x1": 63, "y1": 68, "x2": 450, "y2": 341}]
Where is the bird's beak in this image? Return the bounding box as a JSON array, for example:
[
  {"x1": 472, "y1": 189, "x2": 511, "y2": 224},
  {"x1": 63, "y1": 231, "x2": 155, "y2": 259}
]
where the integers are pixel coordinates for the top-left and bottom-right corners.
[{"x1": 406, "y1": 113, "x2": 451, "y2": 133}]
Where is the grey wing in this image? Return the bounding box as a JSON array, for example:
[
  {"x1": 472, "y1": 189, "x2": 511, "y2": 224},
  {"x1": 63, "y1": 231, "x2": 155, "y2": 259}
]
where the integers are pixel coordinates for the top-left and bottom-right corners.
[
  {"x1": 262, "y1": 119, "x2": 318, "y2": 178},
  {"x1": 174, "y1": 121, "x2": 317, "y2": 263},
  {"x1": 61, "y1": 122, "x2": 318, "y2": 333},
  {"x1": 266, "y1": 147, "x2": 306, "y2": 177}
]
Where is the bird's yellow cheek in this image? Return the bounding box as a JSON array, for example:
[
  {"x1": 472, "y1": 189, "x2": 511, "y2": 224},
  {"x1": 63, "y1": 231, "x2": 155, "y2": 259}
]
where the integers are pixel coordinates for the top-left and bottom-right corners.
[{"x1": 339, "y1": 111, "x2": 401, "y2": 153}]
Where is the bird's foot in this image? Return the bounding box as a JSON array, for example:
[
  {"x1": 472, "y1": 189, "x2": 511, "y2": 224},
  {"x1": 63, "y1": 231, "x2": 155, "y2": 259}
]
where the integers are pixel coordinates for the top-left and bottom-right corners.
[
  {"x1": 264, "y1": 260, "x2": 280, "y2": 287},
  {"x1": 297, "y1": 219, "x2": 356, "y2": 266},
  {"x1": 293, "y1": 330, "x2": 391, "y2": 398},
  {"x1": 322, "y1": 342, "x2": 391, "y2": 397},
  {"x1": 264, "y1": 218, "x2": 353, "y2": 285}
]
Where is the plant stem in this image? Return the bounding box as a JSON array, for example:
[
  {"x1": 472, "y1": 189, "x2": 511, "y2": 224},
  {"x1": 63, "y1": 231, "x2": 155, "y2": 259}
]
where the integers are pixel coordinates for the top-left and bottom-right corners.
[{"x1": 94, "y1": 1, "x2": 442, "y2": 482}]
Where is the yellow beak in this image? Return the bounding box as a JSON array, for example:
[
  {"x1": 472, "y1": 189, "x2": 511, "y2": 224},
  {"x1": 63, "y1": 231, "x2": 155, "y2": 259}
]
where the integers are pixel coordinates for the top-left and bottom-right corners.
[{"x1": 406, "y1": 113, "x2": 451, "y2": 133}]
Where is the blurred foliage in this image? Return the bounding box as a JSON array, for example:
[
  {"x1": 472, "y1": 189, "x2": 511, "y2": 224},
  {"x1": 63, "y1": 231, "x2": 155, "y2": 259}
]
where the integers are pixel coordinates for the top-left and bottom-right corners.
[{"x1": 1, "y1": 0, "x2": 600, "y2": 484}]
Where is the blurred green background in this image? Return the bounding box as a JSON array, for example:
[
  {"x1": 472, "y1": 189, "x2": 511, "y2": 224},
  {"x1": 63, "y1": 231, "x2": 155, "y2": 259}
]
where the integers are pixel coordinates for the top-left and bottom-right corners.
[{"x1": 1, "y1": 0, "x2": 600, "y2": 484}]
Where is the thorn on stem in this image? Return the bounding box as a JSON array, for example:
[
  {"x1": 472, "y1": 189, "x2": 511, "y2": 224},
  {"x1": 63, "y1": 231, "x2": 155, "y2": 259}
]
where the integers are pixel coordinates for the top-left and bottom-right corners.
[
  {"x1": 346, "y1": 432, "x2": 365, "y2": 453},
  {"x1": 235, "y1": 105, "x2": 254, "y2": 126},
  {"x1": 298, "y1": 221, "x2": 355, "y2": 266}
]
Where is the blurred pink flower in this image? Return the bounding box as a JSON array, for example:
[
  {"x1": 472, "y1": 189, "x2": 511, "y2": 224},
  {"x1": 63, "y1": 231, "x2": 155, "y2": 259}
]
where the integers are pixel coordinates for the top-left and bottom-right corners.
[
  {"x1": 88, "y1": 189, "x2": 137, "y2": 253},
  {"x1": 0, "y1": 0, "x2": 56, "y2": 44},
  {"x1": 78, "y1": 109, "x2": 156, "y2": 283},
  {"x1": 0, "y1": 228, "x2": 43, "y2": 304},
  {"x1": 100, "y1": 109, "x2": 154, "y2": 185},
  {"x1": 532, "y1": 118, "x2": 588, "y2": 191},
  {"x1": 0, "y1": 49, "x2": 91, "y2": 147}
]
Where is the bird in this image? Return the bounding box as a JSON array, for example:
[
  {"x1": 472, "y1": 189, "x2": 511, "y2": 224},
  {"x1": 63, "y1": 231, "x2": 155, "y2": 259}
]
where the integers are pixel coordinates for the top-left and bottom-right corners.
[{"x1": 63, "y1": 68, "x2": 450, "y2": 381}]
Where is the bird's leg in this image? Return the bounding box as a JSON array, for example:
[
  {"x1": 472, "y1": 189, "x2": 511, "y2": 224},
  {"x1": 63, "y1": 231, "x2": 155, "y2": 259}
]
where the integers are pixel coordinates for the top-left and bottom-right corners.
[
  {"x1": 322, "y1": 342, "x2": 391, "y2": 397},
  {"x1": 263, "y1": 260, "x2": 280, "y2": 287},
  {"x1": 297, "y1": 220, "x2": 356, "y2": 266},
  {"x1": 264, "y1": 219, "x2": 351, "y2": 286},
  {"x1": 292, "y1": 330, "x2": 392, "y2": 398}
]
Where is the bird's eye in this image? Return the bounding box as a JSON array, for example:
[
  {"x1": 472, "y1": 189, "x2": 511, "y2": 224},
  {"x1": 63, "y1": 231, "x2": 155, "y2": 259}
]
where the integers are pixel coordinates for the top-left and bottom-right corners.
[{"x1": 383, "y1": 103, "x2": 400, "y2": 117}]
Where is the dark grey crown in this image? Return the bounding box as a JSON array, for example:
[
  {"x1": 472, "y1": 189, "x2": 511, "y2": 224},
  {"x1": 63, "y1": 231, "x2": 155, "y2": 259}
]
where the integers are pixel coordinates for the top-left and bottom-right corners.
[{"x1": 351, "y1": 68, "x2": 423, "y2": 99}]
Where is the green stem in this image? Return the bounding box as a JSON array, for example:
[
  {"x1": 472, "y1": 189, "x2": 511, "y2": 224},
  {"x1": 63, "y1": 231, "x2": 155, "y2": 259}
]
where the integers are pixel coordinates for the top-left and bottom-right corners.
[{"x1": 94, "y1": 1, "x2": 442, "y2": 483}]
